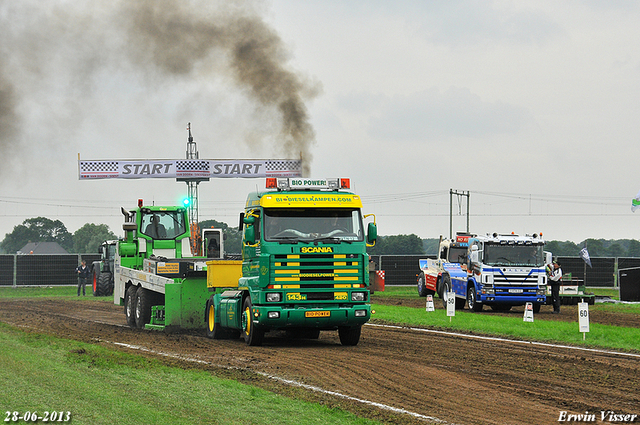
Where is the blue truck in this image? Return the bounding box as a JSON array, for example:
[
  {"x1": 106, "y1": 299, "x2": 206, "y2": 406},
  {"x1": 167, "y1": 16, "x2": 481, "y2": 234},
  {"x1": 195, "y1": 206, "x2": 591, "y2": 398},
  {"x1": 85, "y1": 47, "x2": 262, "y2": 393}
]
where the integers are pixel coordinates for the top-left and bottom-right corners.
[{"x1": 443, "y1": 232, "x2": 548, "y2": 313}]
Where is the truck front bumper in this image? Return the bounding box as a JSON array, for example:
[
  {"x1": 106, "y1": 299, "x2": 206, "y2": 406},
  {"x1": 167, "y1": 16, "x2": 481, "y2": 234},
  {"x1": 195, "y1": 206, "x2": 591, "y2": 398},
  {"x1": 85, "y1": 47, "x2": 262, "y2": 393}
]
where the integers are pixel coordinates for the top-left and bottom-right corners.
[
  {"x1": 252, "y1": 304, "x2": 371, "y2": 329},
  {"x1": 478, "y1": 294, "x2": 546, "y2": 304}
]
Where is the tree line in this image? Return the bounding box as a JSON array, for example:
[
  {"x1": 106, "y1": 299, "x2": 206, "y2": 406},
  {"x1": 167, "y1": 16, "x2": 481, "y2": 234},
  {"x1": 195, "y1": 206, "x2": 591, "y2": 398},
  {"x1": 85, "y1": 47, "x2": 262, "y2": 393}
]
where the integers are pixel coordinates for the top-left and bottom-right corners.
[
  {"x1": 0, "y1": 216, "x2": 241, "y2": 254},
  {"x1": 2, "y1": 217, "x2": 640, "y2": 258},
  {"x1": 0, "y1": 217, "x2": 117, "y2": 254},
  {"x1": 366, "y1": 234, "x2": 640, "y2": 258}
]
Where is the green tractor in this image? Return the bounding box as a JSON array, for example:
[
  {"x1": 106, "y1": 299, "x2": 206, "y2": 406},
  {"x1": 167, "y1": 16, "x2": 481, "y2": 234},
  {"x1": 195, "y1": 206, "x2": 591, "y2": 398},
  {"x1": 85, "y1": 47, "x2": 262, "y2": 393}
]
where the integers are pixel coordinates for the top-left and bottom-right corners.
[{"x1": 91, "y1": 240, "x2": 117, "y2": 296}]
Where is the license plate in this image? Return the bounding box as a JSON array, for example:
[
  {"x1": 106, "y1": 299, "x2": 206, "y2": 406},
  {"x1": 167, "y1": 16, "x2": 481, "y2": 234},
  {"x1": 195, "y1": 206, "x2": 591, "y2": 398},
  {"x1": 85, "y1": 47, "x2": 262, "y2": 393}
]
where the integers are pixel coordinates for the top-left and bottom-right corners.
[
  {"x1": 305, "y1": 311, "x2": 330, "y2": 318},
  {"x1": 509, "y1": 288, "x2": 523, "y2": 294}
]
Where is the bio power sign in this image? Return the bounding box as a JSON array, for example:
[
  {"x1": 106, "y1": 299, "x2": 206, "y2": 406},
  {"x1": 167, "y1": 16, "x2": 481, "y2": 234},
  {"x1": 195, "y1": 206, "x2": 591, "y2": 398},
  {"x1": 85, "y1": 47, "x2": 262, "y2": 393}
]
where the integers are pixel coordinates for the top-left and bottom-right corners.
[{"x1": 78, "y1": 159, "x2": 301, "y2": 179}]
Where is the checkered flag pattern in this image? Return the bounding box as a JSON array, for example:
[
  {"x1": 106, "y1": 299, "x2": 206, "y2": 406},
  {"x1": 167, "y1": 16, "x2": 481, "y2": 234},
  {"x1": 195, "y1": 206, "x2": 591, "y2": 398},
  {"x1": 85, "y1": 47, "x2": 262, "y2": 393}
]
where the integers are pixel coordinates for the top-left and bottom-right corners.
[
  {"x1": 79, "y1": 161, "x2": 118, "y2": 173},
  {"x1": 176, "y1": 160, "x2": 210, "y2": 172},
  {"x1": 265, "y1": 160, "x2": 302, "y2": 176}
]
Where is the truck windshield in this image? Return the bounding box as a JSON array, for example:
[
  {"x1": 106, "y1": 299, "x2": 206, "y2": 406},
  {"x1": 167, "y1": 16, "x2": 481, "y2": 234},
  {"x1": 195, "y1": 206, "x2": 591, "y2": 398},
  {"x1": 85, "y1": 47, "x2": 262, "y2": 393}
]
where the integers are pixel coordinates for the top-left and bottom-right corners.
[
  {"x1": 483, "y1": 244, "x2": 545, "y2": 266},
  {"x1": 263, "y1": 208, "x2": 364, "y2": 242},
  {"x1": 107, "y1": 243, "x2": 116, "y2": 259},
  {"x1": 448, "y1": 247, "x2": 467, "y2": 264},
  {"x1": 141, "y1": 210, "x2": 187, "y2": 240}
]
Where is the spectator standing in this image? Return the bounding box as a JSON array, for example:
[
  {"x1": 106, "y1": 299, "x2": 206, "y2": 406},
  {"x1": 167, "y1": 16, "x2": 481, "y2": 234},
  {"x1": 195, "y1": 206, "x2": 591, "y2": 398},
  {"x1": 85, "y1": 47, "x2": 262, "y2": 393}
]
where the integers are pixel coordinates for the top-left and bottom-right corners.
[
  {"x1": 547, "y1": 260, "x2": 563, "y2": 314},
  {"x1": 76, "y1": 260, "x2": 91, "y2": 296}
]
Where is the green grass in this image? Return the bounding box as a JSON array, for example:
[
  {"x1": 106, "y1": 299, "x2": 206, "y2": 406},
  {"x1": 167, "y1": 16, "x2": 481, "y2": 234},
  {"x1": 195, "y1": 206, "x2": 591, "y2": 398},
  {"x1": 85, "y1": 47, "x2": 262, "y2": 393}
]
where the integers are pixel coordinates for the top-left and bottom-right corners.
[
  {"x1": 371, "y1": 286, "x2": 640, "y2": 353},
  {"x1": 0, "y1": 323, "x2": 378, "y2": 425},
  {"x1": 371, "y1": 304, "x2": 640, "y2": 352},
  {"x1": 591, "y1": 286, "x2": 620, "y2": 300},
  {"x1": 375, "y1": 285, "x2": 623, "y2": 300},
  {"x1": 0, "y1": 285, "x2": 111, "y2": 302}
]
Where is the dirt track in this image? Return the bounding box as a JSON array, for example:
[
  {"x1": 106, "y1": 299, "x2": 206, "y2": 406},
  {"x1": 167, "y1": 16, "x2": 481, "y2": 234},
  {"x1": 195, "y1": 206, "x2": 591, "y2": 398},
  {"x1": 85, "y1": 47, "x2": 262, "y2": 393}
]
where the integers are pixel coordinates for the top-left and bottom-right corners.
[{"x1": 1, "y1": 296, "x2": 639, "y2": 425}]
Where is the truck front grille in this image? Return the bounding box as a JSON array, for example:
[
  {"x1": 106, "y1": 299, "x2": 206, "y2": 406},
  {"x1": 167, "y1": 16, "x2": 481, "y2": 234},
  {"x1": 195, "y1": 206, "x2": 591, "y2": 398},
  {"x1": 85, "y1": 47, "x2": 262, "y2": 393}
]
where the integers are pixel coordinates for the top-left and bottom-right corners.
[{"x1": 271, "y1": 253, "x2": 363, "y2": 286}]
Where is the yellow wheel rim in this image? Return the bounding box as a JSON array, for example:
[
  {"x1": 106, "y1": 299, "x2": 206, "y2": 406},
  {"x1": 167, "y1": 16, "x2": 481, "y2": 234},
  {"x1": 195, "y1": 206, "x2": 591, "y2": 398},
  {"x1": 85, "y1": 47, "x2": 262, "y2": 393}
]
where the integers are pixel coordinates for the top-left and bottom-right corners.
[
  {"x1": 244, "y1": 306, "x2": 251, "y2": 335},
  {"x1": 208, "y1": 304, "x2": 215, "y2": 332}
]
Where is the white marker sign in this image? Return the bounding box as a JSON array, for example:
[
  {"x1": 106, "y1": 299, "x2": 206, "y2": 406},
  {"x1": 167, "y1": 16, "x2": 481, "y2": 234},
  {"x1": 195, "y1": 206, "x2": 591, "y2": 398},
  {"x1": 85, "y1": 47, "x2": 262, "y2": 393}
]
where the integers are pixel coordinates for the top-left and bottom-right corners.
[
  {"x1": 426, "y1": 295, "x2": 435, "y2": 312},
  {"x1": 446, "y1": 291, "x2": 455, "y2": 317},
  {"x1": 523, "y1": 302, "x2": 534, "y2": 322},
  {"x1": 578, "y1": 302, "x2": 590, "y2": 334}
]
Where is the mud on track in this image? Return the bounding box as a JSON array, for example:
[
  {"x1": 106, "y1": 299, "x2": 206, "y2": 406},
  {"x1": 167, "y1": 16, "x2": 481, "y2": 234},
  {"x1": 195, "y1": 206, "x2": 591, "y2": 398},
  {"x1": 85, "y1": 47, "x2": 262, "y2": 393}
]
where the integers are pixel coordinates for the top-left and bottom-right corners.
[{"x1": 1, "y1": 297, "x2": 639, "y2": 425}]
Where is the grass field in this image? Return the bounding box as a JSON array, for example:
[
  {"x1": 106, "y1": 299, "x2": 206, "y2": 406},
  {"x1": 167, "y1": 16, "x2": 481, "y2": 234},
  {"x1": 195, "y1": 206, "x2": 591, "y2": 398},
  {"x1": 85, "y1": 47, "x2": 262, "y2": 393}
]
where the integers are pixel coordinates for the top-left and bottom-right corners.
[
  {"x1": 371, "y1": 286, "x2": 640, "y2": 353},
  {"x1": 374, "y1": 284, "x2": 625, "y2": 301},
  {"x1": 0, "y1": 323, "x2": 377, "y2": 425}
]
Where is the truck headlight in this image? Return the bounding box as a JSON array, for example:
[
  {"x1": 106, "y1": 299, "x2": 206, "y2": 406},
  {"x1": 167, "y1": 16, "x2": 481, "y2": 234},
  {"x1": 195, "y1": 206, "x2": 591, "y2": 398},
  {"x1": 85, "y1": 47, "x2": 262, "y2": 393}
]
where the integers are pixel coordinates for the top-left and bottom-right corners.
[
  {"x1": 351, "y1": 292, "x2": 366, "y2": 302},
  {"x1": 537, "y1": 287, "x2": 546, "y2": 295},
  {"x1": 266, "y1": 293, "x2": 281, "y2": 302},
  {"x1": 267, "y1": 311, "x2": 280, "y2": 319},
  {"x1": 355, "y1": 310, "x2": 367, "y2": 317}
]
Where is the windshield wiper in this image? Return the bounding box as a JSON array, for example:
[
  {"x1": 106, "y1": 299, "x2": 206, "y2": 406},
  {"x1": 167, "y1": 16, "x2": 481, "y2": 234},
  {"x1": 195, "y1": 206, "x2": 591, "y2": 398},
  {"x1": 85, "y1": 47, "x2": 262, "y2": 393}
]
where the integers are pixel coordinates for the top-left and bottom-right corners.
[
  {"x1": 270, "y1": 236, "x2": 300, "y2": 244},
  {"x1": 312, "y1": 237, "x2": 350, "y2": 244}
]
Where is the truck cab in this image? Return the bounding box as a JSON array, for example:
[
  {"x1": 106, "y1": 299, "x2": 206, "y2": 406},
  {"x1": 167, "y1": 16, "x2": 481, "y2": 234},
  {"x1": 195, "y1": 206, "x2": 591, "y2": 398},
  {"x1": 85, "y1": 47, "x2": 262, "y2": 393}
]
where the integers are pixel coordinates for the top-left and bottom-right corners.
[
  {"x1": 202, "y1": 228, "x2": 224, "y2": 259},
  {"x1": 207, "y1": 177, "x2": 377, "y2": 346},
  {"x1": 464, "y1": 233, "x2": 547, "y2": 312},
  {"x1": 417, "y1": 233, "x2": 472, "y2": 300},
  {"x1": 114, "y1": 204, "x2": 211, "y2": 330}
]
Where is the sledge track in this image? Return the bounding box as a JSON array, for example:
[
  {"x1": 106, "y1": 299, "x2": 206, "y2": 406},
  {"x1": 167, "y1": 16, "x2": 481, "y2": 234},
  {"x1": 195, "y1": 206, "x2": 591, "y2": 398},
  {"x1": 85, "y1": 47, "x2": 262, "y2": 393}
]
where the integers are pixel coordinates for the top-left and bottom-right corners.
[{"x1": 1, "y1": 297, "x2": 639, "y2": 425}]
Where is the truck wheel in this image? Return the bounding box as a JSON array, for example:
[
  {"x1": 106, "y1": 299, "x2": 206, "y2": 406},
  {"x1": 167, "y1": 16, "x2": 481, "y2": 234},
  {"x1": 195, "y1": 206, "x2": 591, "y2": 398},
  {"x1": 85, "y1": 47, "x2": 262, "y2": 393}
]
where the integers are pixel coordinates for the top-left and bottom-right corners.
[
  {"x1": 241, "y1": 297, "x2": 264, "y2": 346},
  {"x1": 106, "y1": 273, "x2": 114, "y2": 296},
  {"x1": 134, "y1": 287, "x2": 152, "y2": 329},
  {"x1": 467, "y1": 285, "x2": 483, "y2": 312},
  {"x1": 436, "y1": 278, "x2": 443, "y2": 301},
  {"x1": 96, "y1": 272, "x2": 111, "y2": 297},
  {"x1": 92, "y1": 269, "x2": 100, "y2": 296},
  {"x1": 338, "y1": 325, "x2": 361, "y2": 346},
  {"x1": 417, "y1": 272, "x2": 428, "y2": 297},
  {"x1": 533, "y1": 303, "x2": 541, "y2": 314},
  {"x1": 124, "y1": 285, "x2": 137, "y2": 327},
  {"x1": 205, "y1": 299, "x2": 224, "y2": 339},
  {"x1": 441, "y1": 275, "x2": 452, "y2": 309}
]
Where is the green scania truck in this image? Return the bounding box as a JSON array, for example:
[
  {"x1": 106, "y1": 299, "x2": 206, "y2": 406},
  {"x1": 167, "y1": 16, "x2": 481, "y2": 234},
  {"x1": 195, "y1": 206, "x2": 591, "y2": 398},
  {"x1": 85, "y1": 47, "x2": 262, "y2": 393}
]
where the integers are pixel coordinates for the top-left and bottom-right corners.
[{"x1": 114, "y1": 177, "x2": 378, "y2": 346}]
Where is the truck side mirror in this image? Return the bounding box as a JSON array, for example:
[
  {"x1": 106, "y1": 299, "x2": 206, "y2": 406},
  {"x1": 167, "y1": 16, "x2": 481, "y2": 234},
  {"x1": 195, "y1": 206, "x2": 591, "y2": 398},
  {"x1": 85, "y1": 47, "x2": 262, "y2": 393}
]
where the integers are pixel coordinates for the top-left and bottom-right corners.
[
  {"x1": 239, "y1": 213, "x2": 245, "y2": 231},
  {"x1": 243, "y1": 214, "x2": 256, "y2": 244},
  {"x1": 367, "y1": 222, "x2": 377, "y2": 244},
  {"x1": 469, "y1": 246, "x2": 478, "y2": 263},
  {"x1": 244, "y1": 225, "x2": 256, "y2": 245}
]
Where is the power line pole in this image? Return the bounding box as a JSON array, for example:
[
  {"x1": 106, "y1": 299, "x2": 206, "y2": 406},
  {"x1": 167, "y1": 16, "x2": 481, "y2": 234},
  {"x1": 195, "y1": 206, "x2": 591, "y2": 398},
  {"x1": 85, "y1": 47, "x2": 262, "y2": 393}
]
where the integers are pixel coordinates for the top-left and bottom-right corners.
[
  {"x1": 449, "y1": 189, "x2": 470, "y2": 239},
  {"x1": 177, "y1": 123, "x2": 209, "y2": 254}
]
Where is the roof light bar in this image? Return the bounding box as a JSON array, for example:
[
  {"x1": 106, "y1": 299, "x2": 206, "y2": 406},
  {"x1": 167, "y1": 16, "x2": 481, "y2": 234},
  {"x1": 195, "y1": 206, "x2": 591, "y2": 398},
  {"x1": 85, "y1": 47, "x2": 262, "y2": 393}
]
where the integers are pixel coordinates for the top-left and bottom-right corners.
[{"x1": 266, "y1": 178, "x2": 351, "y2": 191}]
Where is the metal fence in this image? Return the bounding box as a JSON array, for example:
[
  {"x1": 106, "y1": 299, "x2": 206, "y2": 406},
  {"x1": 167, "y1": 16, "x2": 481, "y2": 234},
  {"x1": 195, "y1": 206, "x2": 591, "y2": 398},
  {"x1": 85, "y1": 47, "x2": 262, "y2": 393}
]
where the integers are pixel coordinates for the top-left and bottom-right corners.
[
  {"x1": 1, "y1": 253, "x2": 636, "y2": 288},
  {"x1": 369, "y1": 255, "x2": 434, "y2": 287},
  {"x1": 369, "y1": 255, "x2": 633, "y2": 287},
  {"x1": 0, "y1": 254, "x2": 100, "y2": 287}
]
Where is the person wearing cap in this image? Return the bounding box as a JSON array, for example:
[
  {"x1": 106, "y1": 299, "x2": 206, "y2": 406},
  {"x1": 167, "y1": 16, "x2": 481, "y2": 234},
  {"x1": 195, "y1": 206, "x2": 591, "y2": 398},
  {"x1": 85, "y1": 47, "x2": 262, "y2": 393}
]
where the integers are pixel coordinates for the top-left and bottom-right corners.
[{"x1": 547, "y1": 260, "x2": 563, "y2": 314}]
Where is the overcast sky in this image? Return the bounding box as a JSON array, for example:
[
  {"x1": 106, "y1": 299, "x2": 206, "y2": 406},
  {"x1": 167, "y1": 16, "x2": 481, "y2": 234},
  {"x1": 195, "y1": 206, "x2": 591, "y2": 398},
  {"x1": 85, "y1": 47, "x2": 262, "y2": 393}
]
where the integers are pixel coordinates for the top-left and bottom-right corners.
[{"x1": 1, "y1": 0, "x2": 639, "y2": 248}]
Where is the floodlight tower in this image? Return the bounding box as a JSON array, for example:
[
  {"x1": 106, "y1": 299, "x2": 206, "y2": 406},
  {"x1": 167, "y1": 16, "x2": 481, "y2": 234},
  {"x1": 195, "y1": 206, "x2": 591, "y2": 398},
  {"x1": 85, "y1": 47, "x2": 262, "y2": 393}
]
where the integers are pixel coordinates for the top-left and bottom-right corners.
[{"x1": 177, "y1": 123, "x2": 209, "y2": 254}]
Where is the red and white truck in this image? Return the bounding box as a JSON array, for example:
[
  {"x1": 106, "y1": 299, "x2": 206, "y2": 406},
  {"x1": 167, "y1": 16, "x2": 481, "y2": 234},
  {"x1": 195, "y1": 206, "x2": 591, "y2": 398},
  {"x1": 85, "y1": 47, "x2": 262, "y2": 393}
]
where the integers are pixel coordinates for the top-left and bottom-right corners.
[{"x1": 417, "y1": 233, "x2": 472, "y2": 300}]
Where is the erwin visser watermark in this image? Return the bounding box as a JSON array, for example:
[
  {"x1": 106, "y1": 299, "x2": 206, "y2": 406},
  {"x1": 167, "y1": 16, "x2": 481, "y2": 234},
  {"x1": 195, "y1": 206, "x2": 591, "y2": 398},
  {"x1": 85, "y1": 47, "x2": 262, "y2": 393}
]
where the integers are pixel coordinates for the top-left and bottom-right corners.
[{"x1": 558, "y1": 411, "x2": 638, "y2": 422}]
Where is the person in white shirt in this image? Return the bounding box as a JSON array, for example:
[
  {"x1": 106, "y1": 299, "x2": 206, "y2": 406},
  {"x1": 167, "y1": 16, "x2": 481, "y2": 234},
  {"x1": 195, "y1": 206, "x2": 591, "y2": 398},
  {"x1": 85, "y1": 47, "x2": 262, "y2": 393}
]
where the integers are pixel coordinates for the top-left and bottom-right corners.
[{"x1": 547, "y1": 260, "x2": 563, "y2": 314}]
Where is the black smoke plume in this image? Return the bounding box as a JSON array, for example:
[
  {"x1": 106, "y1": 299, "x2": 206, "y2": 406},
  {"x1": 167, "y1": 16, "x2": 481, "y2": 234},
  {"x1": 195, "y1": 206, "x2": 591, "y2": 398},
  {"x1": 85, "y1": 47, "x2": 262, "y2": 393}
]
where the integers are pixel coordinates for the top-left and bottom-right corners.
[{"x1": 0, "y1": 0, "x2": 318, "y2": 175}]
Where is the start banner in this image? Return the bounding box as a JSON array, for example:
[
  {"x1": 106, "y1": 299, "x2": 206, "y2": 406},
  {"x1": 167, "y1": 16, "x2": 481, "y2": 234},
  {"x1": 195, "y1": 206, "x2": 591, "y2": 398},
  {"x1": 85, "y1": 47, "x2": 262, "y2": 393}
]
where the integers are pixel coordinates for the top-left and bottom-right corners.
[{"x1": 78, "y1": 159, "x2": 302, "y2": 180}]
